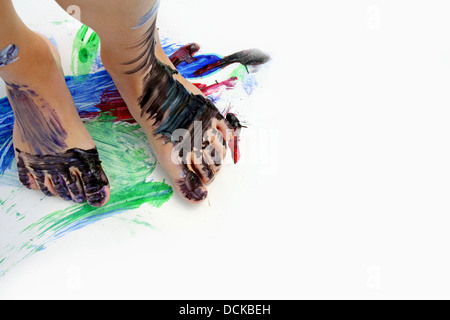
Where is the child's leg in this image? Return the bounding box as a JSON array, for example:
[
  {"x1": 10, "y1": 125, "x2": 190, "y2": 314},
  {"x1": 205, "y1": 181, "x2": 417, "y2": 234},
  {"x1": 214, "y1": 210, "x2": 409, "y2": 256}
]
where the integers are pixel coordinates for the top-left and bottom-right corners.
[
  {"x1": 0, "y1": 0, "x2": 110, "y2": 207},
  {"x1": 56, "y1": 0, "x2": 231, "y2": 203}
]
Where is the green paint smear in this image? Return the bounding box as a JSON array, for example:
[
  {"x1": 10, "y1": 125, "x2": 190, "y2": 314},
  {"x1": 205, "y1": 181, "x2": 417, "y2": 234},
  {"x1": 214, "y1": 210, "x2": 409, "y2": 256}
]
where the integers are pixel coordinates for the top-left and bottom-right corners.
[
  {"x1": 71, "y1": 25, "x2": 100, "y2": 79},
  {"x1": 51, "y1": 19, "x2": 72, "y2": 25},
  {"x1": 0, "y1": 117, "x2": 173, "y2": 276},
  {"x1": 22, "y1": 180, "x2": 171, "y2": 243},
  {"x1": 229, "y1": 64, "x2": 248, "y2": 80}
]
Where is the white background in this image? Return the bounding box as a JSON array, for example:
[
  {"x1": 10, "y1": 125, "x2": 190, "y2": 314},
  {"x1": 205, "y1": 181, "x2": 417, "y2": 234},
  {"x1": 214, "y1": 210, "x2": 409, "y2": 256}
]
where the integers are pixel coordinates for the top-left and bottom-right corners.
[{"x1": 1, "y1": 0, "x2": 450, "y2": 300}]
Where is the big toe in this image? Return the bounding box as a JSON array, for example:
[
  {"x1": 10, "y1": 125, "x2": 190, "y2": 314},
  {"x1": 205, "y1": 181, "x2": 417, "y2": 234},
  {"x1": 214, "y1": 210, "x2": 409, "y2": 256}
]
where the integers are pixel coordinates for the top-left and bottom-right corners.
[{"x1": 173, "y1": 165, "x2": 208, "y2": 203}]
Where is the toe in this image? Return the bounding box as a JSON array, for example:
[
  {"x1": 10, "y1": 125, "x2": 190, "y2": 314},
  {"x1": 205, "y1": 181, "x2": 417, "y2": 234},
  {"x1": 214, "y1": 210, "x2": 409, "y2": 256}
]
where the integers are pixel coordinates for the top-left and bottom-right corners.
[
  {"x1": 32, "y1": 170, "x2": 54, "y2": 197},
  {"x1": 27, "y1": 173, "x2": 39, "y2": 190},
  {"x1": 175, "y1": 164, "x2": 208, "y2": 203},
  {"x1": 50, "y1": 172, "x2": 73, "y2": 201},
  {"x1": 16, "y1": 154, "x2": 39, "y2": 190},
  {"x1": 203, "y1": 140, "x2": 224, "y2": 175},
  {"x1": 17, "y1": 165, "x2": 32, "y2": 189},
  {"x1": 17, "y1": 167, "x2": 39, "y2": 190},
  {"x1": 86, "y1": 184, "x2": 110, "y2": 208},
  {"x1": 192, "y1": 148, "x2": 215, "y2": 184},
  {"x1": 216, "y1": 118, "x2": 231, "y2": 147},
  {"x1": 64, "y1": 169, "x2": 86, "y2": 203},
  {"x1": 80, "y1": 166, "x2": 110, "y2": 208},
  {"x1": 207, "y1": 125, "x2": 228, "y2": 160}
]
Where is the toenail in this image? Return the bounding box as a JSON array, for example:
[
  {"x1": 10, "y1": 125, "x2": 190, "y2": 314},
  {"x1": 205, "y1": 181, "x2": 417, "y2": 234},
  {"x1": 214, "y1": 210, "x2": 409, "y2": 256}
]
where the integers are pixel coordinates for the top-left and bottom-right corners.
[
  {"x1": 190, "y1": 187, "x2": 208, "y2": 202},
  {"x1": 87, "y1": 189, "x2": 107, "y2": 207}
]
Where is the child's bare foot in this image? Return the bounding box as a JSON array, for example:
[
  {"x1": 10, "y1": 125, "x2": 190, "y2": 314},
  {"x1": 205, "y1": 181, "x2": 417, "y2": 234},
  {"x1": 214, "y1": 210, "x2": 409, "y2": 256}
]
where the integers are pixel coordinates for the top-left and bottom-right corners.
[
  {"x1": 53, "y1": 0, "x2": 240, "y2": 203},
  {"x1": 0, "y1": 31, "x2": 110, "y2": 207},
  {"x1": 101, "y1": 22, "x2": 233, "y2": 203}
]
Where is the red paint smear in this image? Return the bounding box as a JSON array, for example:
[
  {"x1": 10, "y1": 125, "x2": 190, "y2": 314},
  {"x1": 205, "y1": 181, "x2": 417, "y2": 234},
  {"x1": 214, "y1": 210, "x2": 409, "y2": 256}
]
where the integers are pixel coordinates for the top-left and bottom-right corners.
[
  {"x1": 193, "y1": 59, "x2": 223, "y2": 77},
  {"x1": 227, "y1": 135, "x2": 241, "y2": 164},
  {"x1": 169, "y1": 43, "x2": 201, "y2": 67},
  {"x1": 90, "y1": 88, "x2": 135, "y2": 123},
  {"x1": 193, "y1": 77, "x2": 238, "y2": 96},
  {"x1": 223, "y1": 109, "x2": 244, "y2": 164}
]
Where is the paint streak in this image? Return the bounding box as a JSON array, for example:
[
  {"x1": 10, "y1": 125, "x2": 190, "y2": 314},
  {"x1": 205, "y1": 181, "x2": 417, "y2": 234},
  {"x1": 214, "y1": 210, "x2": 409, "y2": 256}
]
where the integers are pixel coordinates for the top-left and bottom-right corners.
[
  {"x1": 175, "y1": 53, "x2": 223, "y2": 79},
  {"x1": 0, "y1": 44, "x2": 19, "y2": 67},
  {"x1": 226, "y1": 113, "x2": 246, "y2": 164},
  {"x1": 169, "y1": 46, "x2": 270, "y2": 80},
  {"x1": 67, "y1": 69, "x2": 117, "y2": 116},
  {"x1": 228, "y1": 64, "x2": 258, "y2": 95},
  {"x1": 94, "y1": 88, "x2": 134, "y2": 122},
  {"x1": 71, "y1": 25, "x2": 100, "y2": 79},
  {"x1": 6, "y1": 82, "x2": 68, "y2": 156},
  {"x1": 193, "y1": 77, "x2": 238, "y2": 97},
  {"x1": 0, "y1": 97, "x2": 15, "y2": 175},
  {"x1": 132, "y1": 0, "x2": 160, "y2": 29},
  {"x1": 193, "y1": 49, "x2": 271, "y2": 77},
  {"x1": 0, "y1": 119, "x2": 173, "y2": 277}
]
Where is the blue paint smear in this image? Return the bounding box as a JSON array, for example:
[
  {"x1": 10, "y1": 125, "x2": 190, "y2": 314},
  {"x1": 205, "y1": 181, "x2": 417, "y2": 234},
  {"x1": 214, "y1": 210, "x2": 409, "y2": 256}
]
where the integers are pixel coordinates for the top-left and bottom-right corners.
[
  {"x1": 176, "y1": 54, "x2": 223, "y2": 79},
  {"x1": 160, "y1": 38, "x2": 225, "y2": 79},
  {"x1": 242, "y1": 73, "x2": 258, "y2": 96},
  {"x1": 160, "y1": 37, "x2": 182, "y2": 57},
  {"x1": 0, "y1": 97, "x2": 14, "y2": 174},
  {"x1": 66, "y1": 69, "x2": 115, "y2": 115}
]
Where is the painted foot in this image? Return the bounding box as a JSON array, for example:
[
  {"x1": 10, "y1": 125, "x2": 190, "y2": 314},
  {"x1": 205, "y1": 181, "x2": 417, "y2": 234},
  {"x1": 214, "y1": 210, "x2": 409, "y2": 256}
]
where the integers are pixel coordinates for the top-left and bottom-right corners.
[
  {"x1": 101, "y1": 22, "x2": 237, "y2": 203},
  {"x1": 0, "y1": 33, "x2": 110, "y2": 207}
]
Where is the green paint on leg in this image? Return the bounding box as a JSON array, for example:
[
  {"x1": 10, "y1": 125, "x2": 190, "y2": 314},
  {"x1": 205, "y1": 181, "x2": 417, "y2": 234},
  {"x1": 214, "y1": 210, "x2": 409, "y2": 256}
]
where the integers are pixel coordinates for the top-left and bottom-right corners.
[{"x1": 71, "y1": 25, "x2": 100, "y2": 78}]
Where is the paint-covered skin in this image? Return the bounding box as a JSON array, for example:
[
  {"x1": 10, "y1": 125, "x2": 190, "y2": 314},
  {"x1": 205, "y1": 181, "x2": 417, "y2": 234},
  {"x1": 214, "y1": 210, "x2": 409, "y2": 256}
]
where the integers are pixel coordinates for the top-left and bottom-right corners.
[
  {"x1": 193, "y1": 49, "x2": 271, "y2": 77},
  {"x1": 6, "y1": 81, "x2": 110, "y2": 207},
  {"x1": 0, "y1": 44, "x2": 19, "y2": 67},
  {"x1": 132, "y1": 0, "x2": 160, "y2": 30},
  {"x1": 119, "y1": 20, "x2": 235, "y2": 202},
  {"x1": 169, "y1": 43, "x2": 201, "y2": 67},
  {"x1": 6, "y1": 82, "x2": 68, "y2": 156},
  {"x1": 16, "y1": 148, "x2": 109, "y2": 207}
]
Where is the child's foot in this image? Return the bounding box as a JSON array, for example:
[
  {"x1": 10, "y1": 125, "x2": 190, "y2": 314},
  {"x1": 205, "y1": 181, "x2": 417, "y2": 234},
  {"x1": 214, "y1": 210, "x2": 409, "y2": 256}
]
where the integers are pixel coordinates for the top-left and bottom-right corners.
[
  {"x1": 101, "y1": 22, "x2": 233, "y2": 203},
  {"x1": 0, "y1": 32, "x2": 110, "y2": 207}
]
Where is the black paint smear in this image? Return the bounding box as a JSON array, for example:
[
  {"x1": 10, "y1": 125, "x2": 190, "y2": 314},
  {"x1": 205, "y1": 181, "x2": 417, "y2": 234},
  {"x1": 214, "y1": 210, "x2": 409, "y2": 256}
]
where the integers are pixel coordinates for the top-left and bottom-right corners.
[
  {"x1": 123, "y1": 21, "x2": 157, "y2": 75},
  {"x1": 226, "y1": 113, "x2": 246, "y2": 130},
  {"x1": 193, "y1": 48, "x2": 271, "y2": 76},
  {"x1": 123, "y1": 20, "x2": 225, "y2": 142},
  {"x1": 16, "y1": 148, "x2": 109, "y2": 207},
  {"x1": 123, "y1": 19, "x2": 246, "y2": 201},
  {"x1": 6, "y1": 82, "x2": 68, "y2": 156}
]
